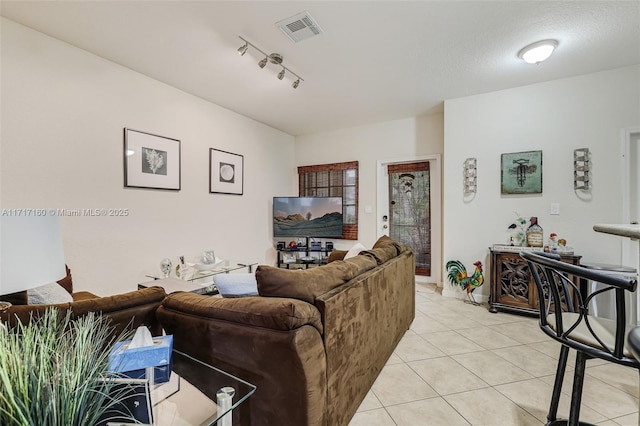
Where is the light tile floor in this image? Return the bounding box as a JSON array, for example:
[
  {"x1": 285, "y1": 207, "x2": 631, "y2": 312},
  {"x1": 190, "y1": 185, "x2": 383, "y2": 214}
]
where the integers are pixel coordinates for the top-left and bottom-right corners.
[{"x1": 349, "y1": 283, "x2": 640, "y2": 426}]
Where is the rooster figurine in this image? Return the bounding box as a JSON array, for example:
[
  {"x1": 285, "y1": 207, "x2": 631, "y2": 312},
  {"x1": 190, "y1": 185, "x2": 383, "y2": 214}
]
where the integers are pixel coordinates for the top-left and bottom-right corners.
[{"x1": 446, "y1": 260, "x2": 484, "y2": 305}]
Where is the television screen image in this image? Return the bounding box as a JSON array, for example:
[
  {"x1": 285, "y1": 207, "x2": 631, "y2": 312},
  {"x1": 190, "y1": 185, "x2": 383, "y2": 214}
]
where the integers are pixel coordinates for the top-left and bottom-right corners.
[{"x1": 273, "y1": 197, "x2": 343, "y2": 238}]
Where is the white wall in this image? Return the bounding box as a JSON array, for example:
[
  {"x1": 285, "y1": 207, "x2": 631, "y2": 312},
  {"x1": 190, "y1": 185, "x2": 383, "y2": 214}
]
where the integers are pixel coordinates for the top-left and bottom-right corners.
[
  {"x1": 1, "y1": 18, "x2": 295, "y2": 296},
  {"x1": 294, "y1": 114, "x2": 444, "y2": 251},
  {"x1": 443, "y1": 66, "x2": 640, "y2": 300}
]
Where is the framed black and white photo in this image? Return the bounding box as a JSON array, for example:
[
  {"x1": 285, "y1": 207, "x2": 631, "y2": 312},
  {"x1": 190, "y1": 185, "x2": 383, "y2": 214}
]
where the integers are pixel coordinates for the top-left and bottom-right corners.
[
  {"x1": 124, "y1": 128, "x2": 181, "y2": 190},
  {"x1": 210, "y1": 148, "x2": 244, "y2": 195}
]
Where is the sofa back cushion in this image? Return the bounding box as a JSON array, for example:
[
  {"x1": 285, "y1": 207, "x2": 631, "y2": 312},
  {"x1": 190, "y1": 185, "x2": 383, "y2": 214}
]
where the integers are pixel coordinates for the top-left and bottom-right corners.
[
  {"x1": 256, "y1": 257, "x2": 376, "y2": 304},
  {"x1": 372, "y1": 235, "x2": 403, "y2": 253},
  {"x1": 161, "y1": 292, "x2": 323, "y2": 334},
  {"x1": 360, "y1": 235, "x2": 403, "y2": 265},
  {"x1": 360, "y1": 245, "x2": 397, "y2": 265},
  {"x1": 0, "y1": 286, "x2": 167, "y2": 339}
]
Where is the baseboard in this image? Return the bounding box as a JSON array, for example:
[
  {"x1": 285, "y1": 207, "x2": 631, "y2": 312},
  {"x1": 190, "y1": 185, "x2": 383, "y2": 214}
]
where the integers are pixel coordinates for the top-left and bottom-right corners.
[
  {"x1": 441, "y1": 285, "x2": 488, "y2": 304},
  {"x1": 415, "y1": 275, "x2": 432, "y2": 284}
]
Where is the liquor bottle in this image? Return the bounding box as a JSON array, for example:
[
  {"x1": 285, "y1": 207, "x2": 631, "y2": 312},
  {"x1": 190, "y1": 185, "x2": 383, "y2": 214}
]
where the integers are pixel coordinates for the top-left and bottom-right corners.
[{"x1": 526, "y1": 217, "x2": 544, "y2": 247}]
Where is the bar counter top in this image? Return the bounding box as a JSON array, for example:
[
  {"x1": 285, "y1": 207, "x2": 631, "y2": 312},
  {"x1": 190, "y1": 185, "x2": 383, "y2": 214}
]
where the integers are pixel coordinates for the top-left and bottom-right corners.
[{"x1": 593, "y1": 223, "x2": 640, "y2": 240}]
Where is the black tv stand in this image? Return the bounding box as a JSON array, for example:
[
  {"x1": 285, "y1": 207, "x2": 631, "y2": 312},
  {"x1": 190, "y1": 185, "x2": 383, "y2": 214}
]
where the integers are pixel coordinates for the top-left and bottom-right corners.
[{"x1": 276, "y1": 238, "x2": 333, "y2": 269}]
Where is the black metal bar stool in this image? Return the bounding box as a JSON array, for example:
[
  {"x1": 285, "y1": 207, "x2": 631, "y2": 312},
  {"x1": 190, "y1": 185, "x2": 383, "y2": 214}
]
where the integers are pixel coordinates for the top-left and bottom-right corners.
[{"x1": 521, "y1": 251, "x2": 639, "y2": 426}]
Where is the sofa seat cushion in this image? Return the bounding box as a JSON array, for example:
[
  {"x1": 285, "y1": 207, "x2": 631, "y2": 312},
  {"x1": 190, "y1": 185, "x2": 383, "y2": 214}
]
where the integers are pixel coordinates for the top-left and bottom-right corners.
[
  {"x1": 256, "y1": 256, "x2": 377, "y2": 304},
  {"x1": 161, "y1": 292, "x2": 323, "y2": 334}
]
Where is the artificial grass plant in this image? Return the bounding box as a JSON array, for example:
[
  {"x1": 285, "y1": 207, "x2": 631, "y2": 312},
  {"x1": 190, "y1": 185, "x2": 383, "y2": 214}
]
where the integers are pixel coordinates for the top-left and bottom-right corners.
[{"x1": 0, "y1": 308, "x2": 136, "y2": 425}]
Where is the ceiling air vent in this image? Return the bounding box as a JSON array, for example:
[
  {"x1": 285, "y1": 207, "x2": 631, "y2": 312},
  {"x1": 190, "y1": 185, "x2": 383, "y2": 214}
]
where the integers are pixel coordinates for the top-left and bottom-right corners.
[{"x1": 276, "y1": 11, "x2": 323, "y2": 43}]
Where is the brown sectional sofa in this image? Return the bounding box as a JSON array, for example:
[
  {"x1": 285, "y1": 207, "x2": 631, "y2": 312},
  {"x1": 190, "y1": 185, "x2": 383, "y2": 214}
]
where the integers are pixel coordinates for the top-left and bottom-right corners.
[
  {"x1": 0, "y1": 266, "x2": 167, "y2": 337},
  {"x1": 157, "y1": 236, "x2": 415, "y2": 426}
]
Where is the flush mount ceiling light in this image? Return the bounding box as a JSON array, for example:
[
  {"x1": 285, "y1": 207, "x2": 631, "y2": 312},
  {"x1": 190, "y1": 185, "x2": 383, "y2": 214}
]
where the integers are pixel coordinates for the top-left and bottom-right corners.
[
  {"x1": 237, "y1": 36, "x2": 304, "y2": 88},
  {"x1": 518, "y1": 39, "x2": 558, "y2": 64}
]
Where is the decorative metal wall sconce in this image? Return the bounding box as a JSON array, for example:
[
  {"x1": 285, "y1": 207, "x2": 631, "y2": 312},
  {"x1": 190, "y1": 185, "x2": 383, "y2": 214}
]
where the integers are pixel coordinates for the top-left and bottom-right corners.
[
  {"x1": 463, "y1": 158, "x2": 477, "y2": 194},
  {"x1": 574, "y1": 148, "x2": 590, "y2": 190}
]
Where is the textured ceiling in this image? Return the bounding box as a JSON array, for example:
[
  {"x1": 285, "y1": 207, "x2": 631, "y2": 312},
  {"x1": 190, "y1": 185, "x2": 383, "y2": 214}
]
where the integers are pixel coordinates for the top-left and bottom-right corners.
[{"x1": 1, "y1": 1, "x2": 639, "y2": 136}]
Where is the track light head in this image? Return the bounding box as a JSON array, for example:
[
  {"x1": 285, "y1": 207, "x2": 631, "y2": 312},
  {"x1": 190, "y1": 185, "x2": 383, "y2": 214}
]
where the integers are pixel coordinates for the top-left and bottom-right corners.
[
  {"x1": 237, "y1": 43, "x2": 248, "y2": 56},
  {"x1": 258, "y1": 57, "x2": 268, "y2": 69},
  {"x1": 277, "y1": 69, "x2": 285, "y2": 80},
  {"x1": 292, "y1": 79, "x2": 300, "y2": 89}
]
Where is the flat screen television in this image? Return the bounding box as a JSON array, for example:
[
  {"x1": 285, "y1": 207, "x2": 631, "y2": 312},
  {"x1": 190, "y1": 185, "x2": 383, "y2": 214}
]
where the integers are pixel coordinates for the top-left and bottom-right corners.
[{"x1": 273, "y1": 197, "x2": 343, "y2": 238}]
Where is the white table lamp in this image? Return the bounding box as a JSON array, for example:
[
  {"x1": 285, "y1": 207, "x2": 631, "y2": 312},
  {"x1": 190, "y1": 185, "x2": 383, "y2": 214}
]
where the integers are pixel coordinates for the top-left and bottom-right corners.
[{"x1": 0, "y1": 215, "x2": 66, "y2": 312}]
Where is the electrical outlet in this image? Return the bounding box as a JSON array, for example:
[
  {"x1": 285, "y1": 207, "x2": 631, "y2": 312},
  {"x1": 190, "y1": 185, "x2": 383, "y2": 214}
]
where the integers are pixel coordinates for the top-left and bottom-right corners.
[{"x1": 550, "y1": 203, "x2": 560, "y2": 215}]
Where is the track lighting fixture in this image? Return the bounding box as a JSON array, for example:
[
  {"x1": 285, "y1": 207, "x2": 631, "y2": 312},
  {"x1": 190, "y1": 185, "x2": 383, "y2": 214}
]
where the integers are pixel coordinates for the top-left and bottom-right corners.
[
  {"x1": 237, "y1": 42, "x2": 248, "y2": 56},
  {"x1": 238, "y1": 36, "x2": 304, "y2": 89}
]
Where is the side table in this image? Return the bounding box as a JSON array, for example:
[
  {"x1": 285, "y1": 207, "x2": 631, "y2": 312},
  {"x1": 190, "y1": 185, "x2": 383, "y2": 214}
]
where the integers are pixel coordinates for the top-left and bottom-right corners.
[
  {"x1": 139, "y1": 277, "x2": 219, "y2": 295},
  {"x1": 489, "y1": 245, "x2": 581, "y2": 316},
  {"x1": 157, "y1": 350, "x2": 256, "y2": 425},
  {"x1": 104, "y1": 349, "x2": 256, "y2": 425},
  {"x1": 140, "y1": 261, "x2": 257, "y2": 295}
]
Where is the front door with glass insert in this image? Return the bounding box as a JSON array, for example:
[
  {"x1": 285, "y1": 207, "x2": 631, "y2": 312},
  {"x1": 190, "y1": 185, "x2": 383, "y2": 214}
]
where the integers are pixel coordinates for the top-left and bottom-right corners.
[{"x1": 388, "y1": 162, "x2": 430, "y2": 276}]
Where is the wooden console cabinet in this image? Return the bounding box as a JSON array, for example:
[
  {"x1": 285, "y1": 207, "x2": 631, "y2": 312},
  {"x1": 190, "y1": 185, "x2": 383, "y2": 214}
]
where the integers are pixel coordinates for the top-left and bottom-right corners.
[{"x1": 489, "y1": 247, "x2": 581, "y2": 316}]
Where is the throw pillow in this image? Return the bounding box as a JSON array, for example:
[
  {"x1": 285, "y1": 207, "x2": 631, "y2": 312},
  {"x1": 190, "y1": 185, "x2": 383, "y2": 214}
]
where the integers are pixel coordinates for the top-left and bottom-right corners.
[
  {"x1": 28, "y1": 282, "x2": 74, "y2": 305},
  {"x1": 326, "y1": 250, "x2": 347, "y2": 263},
  {"x1": 213, "y1": 273, "x2": 258, "y2": 298},
  {"x1": 344, "y1": 242, "x2": 366, "y2": 259}
]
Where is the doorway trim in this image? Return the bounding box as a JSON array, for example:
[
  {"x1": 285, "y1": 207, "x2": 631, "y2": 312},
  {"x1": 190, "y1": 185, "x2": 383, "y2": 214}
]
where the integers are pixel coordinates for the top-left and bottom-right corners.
[
  {"x1": 377, "y1": 154, "x2": 442, "y2": 285},
  {"x1": 621, "y1": 126, "x2": 640, "y2": 267}
]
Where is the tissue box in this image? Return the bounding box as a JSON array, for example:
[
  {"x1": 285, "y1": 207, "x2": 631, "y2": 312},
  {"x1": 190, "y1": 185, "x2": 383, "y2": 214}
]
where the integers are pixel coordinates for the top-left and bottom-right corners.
[{"x1": 109, "y1": 335, "x2": 173, "y2": 384}]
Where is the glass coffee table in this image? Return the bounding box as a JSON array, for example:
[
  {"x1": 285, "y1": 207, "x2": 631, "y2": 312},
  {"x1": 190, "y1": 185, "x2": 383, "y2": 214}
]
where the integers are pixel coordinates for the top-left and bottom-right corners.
[
  {"x1": 140, "y1": 261, "x2": 257, "y2": 296},
  {"x1": 152, "y1": 350, "x2": 256, "y2": 425}
]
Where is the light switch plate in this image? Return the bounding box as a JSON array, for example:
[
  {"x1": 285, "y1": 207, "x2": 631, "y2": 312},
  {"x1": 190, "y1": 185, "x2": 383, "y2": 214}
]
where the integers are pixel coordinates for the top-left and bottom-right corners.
[{"x1": 550, "y1": 203, "x2": 560, "y2": 215}]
